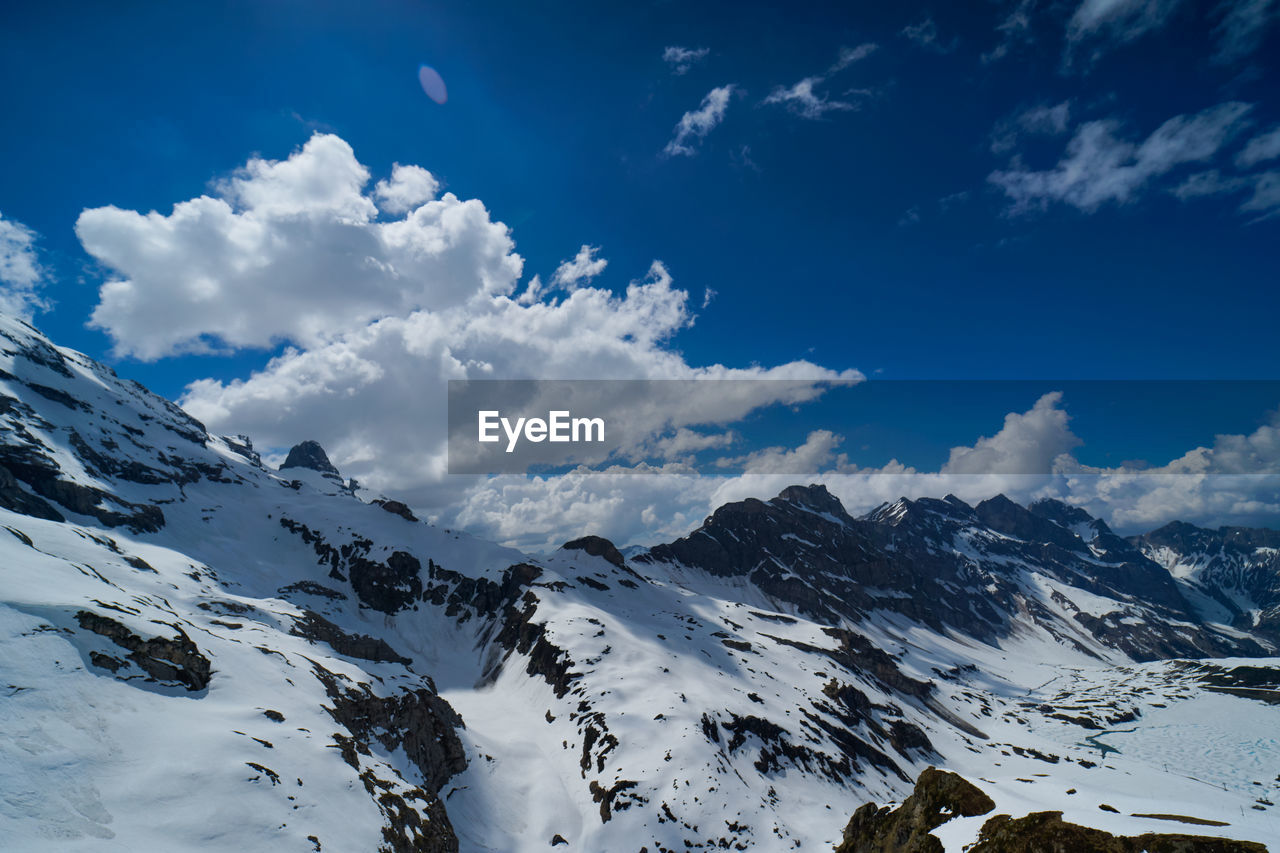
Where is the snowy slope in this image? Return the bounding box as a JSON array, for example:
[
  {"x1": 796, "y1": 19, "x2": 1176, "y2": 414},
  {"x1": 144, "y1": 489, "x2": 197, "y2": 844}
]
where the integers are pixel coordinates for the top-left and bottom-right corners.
[{"x1": 0, "y1": 312, "x2": 1276, "y2": 851}]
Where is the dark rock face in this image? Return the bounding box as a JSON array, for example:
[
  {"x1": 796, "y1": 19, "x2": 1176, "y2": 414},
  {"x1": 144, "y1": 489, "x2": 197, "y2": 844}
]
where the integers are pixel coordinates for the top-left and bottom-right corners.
[
  {"x1": 494, "y1": 591, "x2": 582, "y2": 698},
  {"x1": 374, "y1": 499, "x2": 419, "y2": 522},
  {"x1": 278, "y1": 516, "x2": 543, "y2": 620},
  {"x1": 838, "y1": 770, "x2": 1268, "y2": 853},
  {"x1": 290, "y1": 610, "x2": 411, "y2": 664},
  {"x1": 313, "y1": 661, "x2": 466, "y2": 853},
  {"x1": 716, "y1": 710, "x2": 906, "y2": 784},
  {"x1": 1028, "y1": 497, "x2": 1097, "y2": 529},
  {"x1": 77, "y1": 610, "x2": 211, "y2": 690},
  {"x1": 0, "y1": 443, "x2": 165, "y2": 532},
  {"x1": 1134, "y1": 521, "x2": 1280, "y2": 644},
  {"x1": 0, "y1": 461, "x2": 64, "y2": 521},
  {"x1": 969, "y1": 811, "x2": 1268, "y2": 852},
  {"x1": 561, "y1": 535, "x2": 626, "y2": 568},
  {"x1": 778, "y1": 482, "x2": 848, "y2": 515},
  {"x1": 277, "y1": 580, "x2": 347, "y2": 601},
  {"x1": 350, "y1": 550, "x2": 424, "y2": 614},
  {"x1": 640, "y1": 485, "x2": 991, "y2": 635},
  {"x1": 280, "y1": 440, "x2": 340, "y2": 476},
  {"x1": 835, "y1": 766, "x2": 995, "y2": 853},
  {"x1": 641, "y1": 485, "x2": 1267, "y2": 661},
  {"x1": 319, "y1": 671, "x2": 468, "y2": 794},
  {"x1": 977, "y1": 494, "x2": 1090, "y2": 553}
]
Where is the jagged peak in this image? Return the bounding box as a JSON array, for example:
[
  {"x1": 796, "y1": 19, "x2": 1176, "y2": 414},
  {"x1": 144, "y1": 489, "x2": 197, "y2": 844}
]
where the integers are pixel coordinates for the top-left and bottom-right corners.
[
  {"x1": 1028, "y1": 497, "x2": 1095, "y2": 527},
  {"x1": 561, "y1": 535, "x2": 625, "y2": 568},
  {"x1": 280, "y1": 440, "x2": 340, "y2": 477},
  {"x1": 977, "y1": 493, "x2": 1019, "y2": 511},
  {"x1": 863, "y1": 497, "x2": 914, "y2": 525},
  {"x1": 864, "y1": 494, "x2": 973, "y2": 527},
  {"x1": 1136, "y1": 519, "x2": 1280, "y2": 552},
  {"x1": 774, "y1": 483, "x2": 847, "y2": 517}
]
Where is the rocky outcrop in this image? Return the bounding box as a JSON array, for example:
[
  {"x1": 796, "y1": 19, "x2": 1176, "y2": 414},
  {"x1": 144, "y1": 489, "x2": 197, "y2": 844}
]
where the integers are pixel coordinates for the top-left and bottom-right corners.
[
  {"x1": 320, "y1": 676, "x2": 467, "y2": 794},
  {"x1": 837, "y1": 770, "x2": 1269, "y2": 853},
  {"x1": 280, "y1": 440, "x2": 340, "y2": 476},
  {"x1": 374, "y1": 499, "x2": 419, "y2": 522},
  {"x1": 0, "y1": 443, "x2": 165, "y2": 532},
  {"x1": 312, "y1": 662, "x2": 468, "y2": 852},
  {"x1": 0, "y1": 461, "x2": 64, "y2": 521},
  {"x1": 290, "y1": 610, "x2": 411, "y2": 664},
  {"x1": 969, "y1": 811, "x2": 1269, "y2": 852},
  {"x1": 561, "y1": 535, "x2": 626, "y2": 568},
  {"x1": 76, "y1": 609, "x2": 211, "y2": 690},
  {"x1": 835, "y1": 767, "x2": 995, "y2": 852},
  {"x1": 493, "y1": 591, "x2": 582, "y2": 698}
]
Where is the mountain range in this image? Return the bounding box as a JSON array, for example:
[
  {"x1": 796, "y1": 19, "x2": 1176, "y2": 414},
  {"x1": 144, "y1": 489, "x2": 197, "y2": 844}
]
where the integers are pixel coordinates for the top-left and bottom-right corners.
[{"x1": 0, "y1": 312, "x2": 1275, "y2": 851}]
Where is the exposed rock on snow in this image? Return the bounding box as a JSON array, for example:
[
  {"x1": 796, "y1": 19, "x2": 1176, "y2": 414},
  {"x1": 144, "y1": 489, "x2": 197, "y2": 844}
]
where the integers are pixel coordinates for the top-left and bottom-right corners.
[
  {"x1": 280, "y1": 439, "x2": 341, "y2": 476},
  {"x1": 836, "y1": 766, "x2": 995, "y2": 852}
]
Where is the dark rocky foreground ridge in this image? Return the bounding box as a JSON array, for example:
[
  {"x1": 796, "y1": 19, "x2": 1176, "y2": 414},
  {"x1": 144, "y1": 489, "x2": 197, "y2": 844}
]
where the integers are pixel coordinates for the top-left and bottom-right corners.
[
  {"x1": 0, "y1": 311, "x2": 1276, "y2": 851},
  {"x1": 838, "y1": 768, "x2": 1268, "y2": 852}
]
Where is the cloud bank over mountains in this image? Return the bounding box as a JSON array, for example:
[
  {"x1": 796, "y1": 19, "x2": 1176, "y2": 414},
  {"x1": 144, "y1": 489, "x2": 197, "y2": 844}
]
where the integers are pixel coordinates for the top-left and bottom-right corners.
[{"x1": 68, "y1": 134, "x2": 1279, "y2": 550}]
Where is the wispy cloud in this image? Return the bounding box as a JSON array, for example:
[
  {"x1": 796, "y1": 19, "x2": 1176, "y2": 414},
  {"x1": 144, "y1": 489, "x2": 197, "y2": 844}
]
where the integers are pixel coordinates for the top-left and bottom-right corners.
[
  {"x1": 1063, "y1": 0, "x2": 1184, "y2": 68},
  {"x1": 0, "y1": 212, "x2": 49, "y2": 319},
  {"x1": 983, "y1": 0, "x2": 1038, "y2": 63},
  {"x1": 1211, "y1": 0, "x2": 1278, "y2": 63},
  {"x1": 989, "y1": 101, "x2": 1253, "y2": 213},
  {"x1": 1239, "y1": 171, "x2": 1280, "y2": 219},
  {"x1": 664, "y1": 85, "x2": 736, "y2": 157},
  {"x1": 763, "y1": 78, "x2": 856, "y2": 119},
  {"x1": 900, "y1": 16, "x2": 958, "y2": 52},
  {"x1": 730, "y1": 144, "x2": 760, "y2": 173},
  {"x1": 1173, "y1": 168, "x2": 1280, "y2": 221},
  {"x1": 990, "y1": 101, "x2": 1073, "y2": 154},
  {"x1": 830, "y1": 43, "x2": 879, "y2": 72},
  {"x1": 1169, "y1": 123, "x2": 1280, "y2": 220},
  {"x1": 762, "y1": 43, "x2": 877, "y2": 120},
  {"x1": 1237, "y1": 126, "x2": 1280, "y2": 167},
  {"x1": 662, "y1": 45, "x2": 710, "y2": 76}
]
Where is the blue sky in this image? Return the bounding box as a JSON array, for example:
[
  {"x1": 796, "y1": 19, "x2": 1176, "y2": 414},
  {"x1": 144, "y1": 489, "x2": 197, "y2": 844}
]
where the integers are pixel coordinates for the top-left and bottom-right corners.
[{"x1": 1, "y1": 0, "x2": 1278, "y2": 543}]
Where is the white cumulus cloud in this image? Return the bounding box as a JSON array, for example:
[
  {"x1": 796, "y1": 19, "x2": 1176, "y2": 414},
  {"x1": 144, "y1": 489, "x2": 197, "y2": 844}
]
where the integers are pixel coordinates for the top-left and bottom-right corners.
[
  {"x1": 86, "y1": 133, "x2": 862, "y2": 541},
  {"x1": 77, "y1": 133, "x2": 523, "y2": 360},
  {"x1": 374, "y1": 163, "x2": 440, "y2": 214},
  {"x1": 551, "y1": 245, "x2": 608, "y2": 290}
]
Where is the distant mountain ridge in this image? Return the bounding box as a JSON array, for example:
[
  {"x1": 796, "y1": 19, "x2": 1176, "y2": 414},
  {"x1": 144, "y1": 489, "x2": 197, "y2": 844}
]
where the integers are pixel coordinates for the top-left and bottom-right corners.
[{"x1": 640, "y1": 483, "x2": 1270, "y2": 661}]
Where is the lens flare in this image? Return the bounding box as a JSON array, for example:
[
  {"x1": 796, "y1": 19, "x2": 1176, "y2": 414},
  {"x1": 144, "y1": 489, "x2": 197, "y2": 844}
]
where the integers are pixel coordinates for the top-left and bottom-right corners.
[{"x1": 418, "y1": 65, "x2": 447, "y2": 105}]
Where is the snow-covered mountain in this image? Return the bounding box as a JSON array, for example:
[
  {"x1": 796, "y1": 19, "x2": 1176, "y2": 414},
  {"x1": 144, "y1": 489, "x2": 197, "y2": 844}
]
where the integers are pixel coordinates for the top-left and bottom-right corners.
[
  {"x1": 0, "y1": 312, "x2": 1276, "y2": 851},
  {"x1": 1135, "y1": 521, "x2": 1280, "y2": 645}
]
